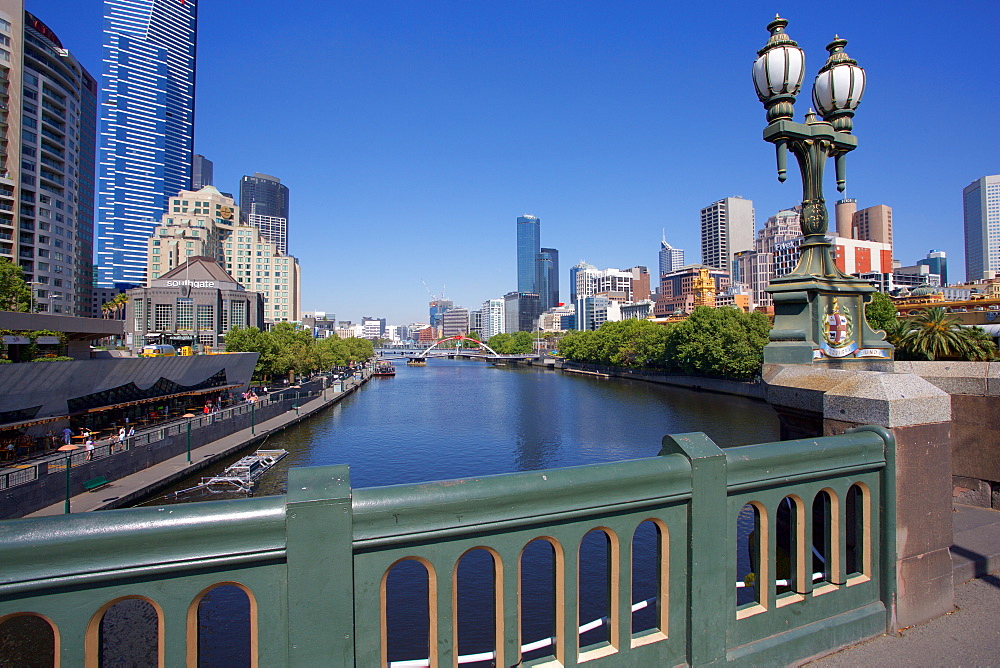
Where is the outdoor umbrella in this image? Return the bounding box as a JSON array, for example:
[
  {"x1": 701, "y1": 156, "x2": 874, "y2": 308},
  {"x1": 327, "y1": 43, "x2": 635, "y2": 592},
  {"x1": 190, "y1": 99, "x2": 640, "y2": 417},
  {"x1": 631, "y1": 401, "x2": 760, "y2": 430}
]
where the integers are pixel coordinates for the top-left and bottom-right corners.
[{"x1": 57, "y1": 444, "x2": 79, "y2": 451}]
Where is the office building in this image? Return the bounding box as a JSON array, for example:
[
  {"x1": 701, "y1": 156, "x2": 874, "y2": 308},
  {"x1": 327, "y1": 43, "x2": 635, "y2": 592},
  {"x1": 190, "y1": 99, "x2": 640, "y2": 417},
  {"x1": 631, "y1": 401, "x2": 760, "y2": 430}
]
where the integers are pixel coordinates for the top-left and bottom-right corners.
[
  {"x1": 575, "y1": 295, "x2": 619, "y2": 331},
  {"x1": 732, "y1": 208, "x2": 803, "y2": 309},
  {"x1": 964, "y1": 175, "x2": 1000, "y2": 281},
  {"x1": 480, "y1": 298, "x2": 505, "y2": 339},
  {"x1": 362, "y1": 317, "x2": 386, "y2": 339},
  {"x1": 853, "y1": 204, "x2": 893, "y2": 247},
  {"x1": 146, "y1": 185, "x2": 300, "y2": 323},
  {"x1": 917, "y1": 250, "x2": 948, "y2": 286},
  {"x1": 772, "y1": 235, "x2": 892, "y2": 281},
  {"x1": 573, "y1": 265, "x2": 633, "y2": 303},
  {"x1": 653, "y1": 265, "x2": 730, "y2": 317},
  {"x1": 441, "y1": 307, "x2": 470, "y2": 339},
  {"x1": 240, "y1": 173, "x2": 289, "y2": 255},
  {"x1": 192, "y1": 154, "x2": 213, "y2": 190},
  {"x1": 0, "y1": 5, "x2": 98, "y2": 316},
  {"x1": 569, "y1": 261, "x2": 594, "y2": 304},
  {"x1": 539, "y1": 304, "x2": 576, "y2": 331},
  {"x1": 96, "y1": 0, "x2": 198, "y2": 289},
  {"x1": 516, "y1": 214, "x2": 540, "y2": 294},
  {"x1": 429, "y1": 299, "x2": 453, "y2": 329},
  {"x1": 629, "y1": 266, "x2": 651, "y2": 301},
  {"x1": 538, "y1": 247, "x2": 559, "y2": 311},
  {"x1": 659, "y1": 236, "x2": 685, "y2": 277},
  {"x1": 503, "y1": 291, "x2": 541, "y2": 333},
  {"x1": 700, "y1": 197, "x2": 754, "y2": 274},
  {"x1": 835, "y1": 199, "x2": 857, "y2": 238},
  {"x1": 126, "y1": 256, "x2": 264, "y2": 349}
]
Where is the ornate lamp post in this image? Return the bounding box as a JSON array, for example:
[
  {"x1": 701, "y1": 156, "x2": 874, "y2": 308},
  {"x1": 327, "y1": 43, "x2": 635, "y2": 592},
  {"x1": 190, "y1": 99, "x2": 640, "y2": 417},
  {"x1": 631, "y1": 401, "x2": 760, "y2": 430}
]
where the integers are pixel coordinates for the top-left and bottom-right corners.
[{"x1": 754, "y1": 16, "x2": 892, "y2": 364}]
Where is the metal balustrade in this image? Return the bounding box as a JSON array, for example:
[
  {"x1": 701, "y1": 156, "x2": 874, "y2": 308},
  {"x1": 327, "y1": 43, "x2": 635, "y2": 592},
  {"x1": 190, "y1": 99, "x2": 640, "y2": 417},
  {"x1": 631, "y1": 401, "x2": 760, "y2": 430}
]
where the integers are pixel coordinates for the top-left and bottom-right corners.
[{"x1": 0, "y1": 427, "x2": 895, "y2": 666}]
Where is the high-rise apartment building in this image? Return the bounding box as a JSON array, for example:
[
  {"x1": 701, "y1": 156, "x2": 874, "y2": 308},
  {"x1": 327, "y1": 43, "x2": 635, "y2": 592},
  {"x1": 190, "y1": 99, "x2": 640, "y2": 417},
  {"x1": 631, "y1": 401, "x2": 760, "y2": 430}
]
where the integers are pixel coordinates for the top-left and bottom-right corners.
[
  {"x1": 538, "y1": 247, "x2": 559, "y2": 311},
  {"x1": 480, "y1": 298, "x2": 505, "y2": 339},
  {"x1": 835, "y1": 199, "x2": 857, "y2": 238},
  {"x1": 917, "y1": 250, "x2": 948, "y2": 286},
  {"x1": 0, "y1": 4, "x2": 98, "y2": 316},
  {"x1": 659, "y1": 236, "x2": 685, "y2": 277},
  {"x1": 700, "y1": 197, "x2": 754, "y2": 274},
  {"x1": 96, "y1": 0, "x2": 198, "y2": 289},
  {"x1": 146, "y1": 186, "x2": 300, "y2": 322},
  {"x1": 516, "y1": 215, "x2": 540, "y2": 294},
  {"x1": 192, "y1": 154, "x2": 213, "y2": 190},
  {"x1": 964, "y1": 175, "x2": 1000, "y2": 281},
  {"x1": 240, "y1": 173, "x2": 289, "y2": 255},
  {"x1": 629, "y1": 266, "x2": 651, "y2": 301},
  {"x1": 853, "y1": 204, "x2": 892, "y2": 248}
]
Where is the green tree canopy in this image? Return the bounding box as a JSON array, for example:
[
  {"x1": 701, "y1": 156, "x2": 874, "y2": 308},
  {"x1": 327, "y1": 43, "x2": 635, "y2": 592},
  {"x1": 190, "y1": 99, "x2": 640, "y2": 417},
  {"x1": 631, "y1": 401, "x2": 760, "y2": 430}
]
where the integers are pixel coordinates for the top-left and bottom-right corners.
[
  {"x1": 663, "y1": 307, "x2": 771, "y2": 380},
  {"x1": 865, "y1": 292, "x2": 898, "y2": 333},
  {"x1": 0, "y1": 258, "x2": 31, "y2": 312}
]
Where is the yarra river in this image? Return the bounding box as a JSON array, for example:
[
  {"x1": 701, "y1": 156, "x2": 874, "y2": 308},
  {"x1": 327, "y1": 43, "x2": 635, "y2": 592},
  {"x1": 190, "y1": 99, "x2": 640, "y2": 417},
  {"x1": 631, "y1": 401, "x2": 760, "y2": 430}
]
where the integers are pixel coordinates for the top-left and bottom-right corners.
[
  {"x1": 146, "y1": 358, "x2": 781, "y2": 666},
  {"x1": 159, "y1": 357, "x2": 780, "y2": 498}
]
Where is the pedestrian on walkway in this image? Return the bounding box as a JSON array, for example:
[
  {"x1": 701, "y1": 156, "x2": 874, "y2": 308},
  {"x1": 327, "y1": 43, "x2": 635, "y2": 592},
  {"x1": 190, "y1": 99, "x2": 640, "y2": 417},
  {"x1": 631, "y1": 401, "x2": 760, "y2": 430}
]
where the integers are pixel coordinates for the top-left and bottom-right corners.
[
  {"x1": 62, "y1": 427, "x2": 72, "y2": 445},
  {"x1": 85, "y1": 439, "x2": 94, "y2": 461}
]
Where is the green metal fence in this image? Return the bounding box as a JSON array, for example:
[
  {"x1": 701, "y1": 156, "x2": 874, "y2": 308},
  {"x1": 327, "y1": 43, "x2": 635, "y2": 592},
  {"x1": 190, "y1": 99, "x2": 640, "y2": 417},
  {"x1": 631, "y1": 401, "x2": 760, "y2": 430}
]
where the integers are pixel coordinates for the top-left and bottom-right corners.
[{"x1": 0, "y1": 426, "x2": 895, "y2": 666}]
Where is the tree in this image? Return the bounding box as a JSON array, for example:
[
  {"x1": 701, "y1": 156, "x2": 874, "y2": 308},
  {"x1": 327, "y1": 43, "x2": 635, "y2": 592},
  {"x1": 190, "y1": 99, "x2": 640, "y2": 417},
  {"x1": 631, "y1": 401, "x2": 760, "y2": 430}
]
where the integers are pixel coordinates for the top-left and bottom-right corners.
[
  {"x1": 0, "y1": 258, "x2": 30, "y2": 312},
  {"x1": 898, "y1": 307, "x2": 998, "y2": 361},
  {"x1": 664, "y1": 307, "x2": 771, "y2": 380},
  {"x1": 224, "y1": 326, "x2": 278, "y2": 379},
  {"x1": 865, "y1": 292, "x2": 898, "y2": 333}
]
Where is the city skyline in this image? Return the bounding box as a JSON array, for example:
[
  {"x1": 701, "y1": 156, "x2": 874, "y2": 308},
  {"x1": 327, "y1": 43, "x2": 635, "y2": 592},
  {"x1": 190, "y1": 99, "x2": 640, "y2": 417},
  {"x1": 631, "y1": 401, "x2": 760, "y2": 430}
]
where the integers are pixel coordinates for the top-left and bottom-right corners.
[{"x1": 28, "y1": 0, "x2": 998, "y2": 323}]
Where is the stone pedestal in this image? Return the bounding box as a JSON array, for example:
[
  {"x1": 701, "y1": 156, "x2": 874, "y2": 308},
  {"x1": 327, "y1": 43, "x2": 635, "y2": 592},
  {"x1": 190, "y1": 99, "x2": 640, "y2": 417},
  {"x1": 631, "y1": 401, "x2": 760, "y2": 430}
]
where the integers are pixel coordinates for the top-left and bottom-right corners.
[{"x1": 764, "y1": 364, "x2": 954, "y2": 628}]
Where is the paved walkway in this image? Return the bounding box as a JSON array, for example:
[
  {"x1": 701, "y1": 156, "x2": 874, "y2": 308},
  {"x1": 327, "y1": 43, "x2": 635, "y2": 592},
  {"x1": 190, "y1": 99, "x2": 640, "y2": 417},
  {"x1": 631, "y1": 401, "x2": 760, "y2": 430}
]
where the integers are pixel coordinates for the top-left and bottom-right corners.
[
  {"x1": 27, "y1": 378, "x2": 366, "y2": 516},
  {"x1": 810, "y1": 503, "x2": 1000, "y2": 665}
]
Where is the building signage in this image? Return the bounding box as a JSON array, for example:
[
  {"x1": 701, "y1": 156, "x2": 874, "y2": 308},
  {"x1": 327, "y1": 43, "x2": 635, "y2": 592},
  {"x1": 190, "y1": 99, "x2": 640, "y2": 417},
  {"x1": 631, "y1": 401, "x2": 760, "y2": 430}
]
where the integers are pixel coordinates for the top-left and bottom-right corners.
[{"x1": 166, "y1": 280, "x2": 215, "y2": 288}]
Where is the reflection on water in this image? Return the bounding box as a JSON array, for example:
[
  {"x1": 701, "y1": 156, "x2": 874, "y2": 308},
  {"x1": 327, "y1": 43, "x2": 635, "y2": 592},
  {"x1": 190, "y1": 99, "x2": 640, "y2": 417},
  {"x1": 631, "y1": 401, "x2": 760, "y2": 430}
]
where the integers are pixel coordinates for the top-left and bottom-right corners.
[
  {"x1": 143, "y1": 359, "x2": 780, "y2": 662},
  {"x1": 155, "y1": 359, "x2": 779, "y2": 502}
]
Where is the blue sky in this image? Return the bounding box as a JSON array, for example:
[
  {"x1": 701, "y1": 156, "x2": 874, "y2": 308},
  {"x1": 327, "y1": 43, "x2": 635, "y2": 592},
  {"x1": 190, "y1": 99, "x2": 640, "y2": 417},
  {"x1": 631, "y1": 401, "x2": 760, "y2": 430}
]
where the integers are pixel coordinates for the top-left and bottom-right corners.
[{"x1": 30, "y1": 0, "x2": 999, "y2": 324}]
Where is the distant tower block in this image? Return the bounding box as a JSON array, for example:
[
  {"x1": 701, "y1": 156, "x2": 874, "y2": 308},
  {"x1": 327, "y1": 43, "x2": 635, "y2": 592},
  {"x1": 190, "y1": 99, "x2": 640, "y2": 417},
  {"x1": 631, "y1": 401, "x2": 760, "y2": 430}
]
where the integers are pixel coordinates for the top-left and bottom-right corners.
[{"x1": 836, "y1": 198, "x2": 857, "y2": 239}]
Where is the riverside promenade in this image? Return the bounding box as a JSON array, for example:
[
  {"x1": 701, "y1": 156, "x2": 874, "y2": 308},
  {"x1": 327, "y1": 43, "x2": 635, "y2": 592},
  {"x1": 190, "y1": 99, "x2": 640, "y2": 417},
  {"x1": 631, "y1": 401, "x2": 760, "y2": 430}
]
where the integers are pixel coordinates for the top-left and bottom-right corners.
[{"x1": 26, "y1": 372, "x2": 370, "y2": 517}]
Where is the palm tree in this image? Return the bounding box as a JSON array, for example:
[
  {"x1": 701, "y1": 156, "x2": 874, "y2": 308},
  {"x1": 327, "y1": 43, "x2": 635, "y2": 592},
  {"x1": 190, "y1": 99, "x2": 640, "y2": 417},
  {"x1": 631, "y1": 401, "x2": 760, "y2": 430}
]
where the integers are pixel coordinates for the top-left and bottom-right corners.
[{"x1": 905, "y1": 307, "x2": 975, "y2": 360}]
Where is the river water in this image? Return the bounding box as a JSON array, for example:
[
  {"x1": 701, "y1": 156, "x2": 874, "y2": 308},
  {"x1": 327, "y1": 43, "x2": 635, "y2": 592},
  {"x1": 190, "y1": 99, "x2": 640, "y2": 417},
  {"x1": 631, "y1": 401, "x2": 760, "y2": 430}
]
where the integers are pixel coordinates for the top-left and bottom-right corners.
[{"x1": 142, "y1": 359, "x2": 780, "y2": 665}]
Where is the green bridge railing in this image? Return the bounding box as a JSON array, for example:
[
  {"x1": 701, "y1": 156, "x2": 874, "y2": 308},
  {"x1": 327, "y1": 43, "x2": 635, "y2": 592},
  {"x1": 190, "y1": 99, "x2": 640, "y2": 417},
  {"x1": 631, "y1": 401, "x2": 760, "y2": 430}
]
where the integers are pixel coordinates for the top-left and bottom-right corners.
[{"x1": 0, "y1": 427, "x2": 895, "y2": 666}]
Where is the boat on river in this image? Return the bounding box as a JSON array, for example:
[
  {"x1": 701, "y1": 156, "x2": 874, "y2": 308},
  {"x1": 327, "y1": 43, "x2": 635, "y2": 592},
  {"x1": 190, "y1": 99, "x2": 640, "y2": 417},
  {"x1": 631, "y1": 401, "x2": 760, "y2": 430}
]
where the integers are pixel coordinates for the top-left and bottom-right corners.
[
  {"x1": 174, "y1": 449, "x2": 288, "y2": 497},
  {"x1": 406, "y1": 357, "x2": 426, "y2": 366},
  {"x1": 373, "y1": 362, "x2": 396, "y2": 376}
]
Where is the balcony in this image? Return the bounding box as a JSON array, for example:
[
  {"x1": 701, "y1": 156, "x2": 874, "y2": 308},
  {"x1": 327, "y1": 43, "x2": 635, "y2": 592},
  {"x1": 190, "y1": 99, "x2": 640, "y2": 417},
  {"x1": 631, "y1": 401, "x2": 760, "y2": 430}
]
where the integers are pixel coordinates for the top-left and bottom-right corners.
[
  {"x1": 40, "y1": 100, "x2": 65, "y2": 119},
  {"x1": 39, "y1": 128, "x2": 64, "y2": 145}
]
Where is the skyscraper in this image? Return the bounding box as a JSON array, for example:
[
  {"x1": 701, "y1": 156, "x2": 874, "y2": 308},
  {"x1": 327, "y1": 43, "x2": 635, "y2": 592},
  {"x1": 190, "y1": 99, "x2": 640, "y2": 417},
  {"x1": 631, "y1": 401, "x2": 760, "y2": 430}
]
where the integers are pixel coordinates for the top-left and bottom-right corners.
[
  {"x1": 0, "y1": 4, "x2": 98, "y2": 315},
  {"x1": 700, "y1": 197, "x2": 754, "y2": 275},
  {"x1": 538, "y1": 247, "x2": 559, "y2": 311},
  {"x1": 917, "y1": 250, "x2": 948, "y2": 286},
  {"x1": 241, "y1": 173, "x2": 289, "y2": 255},
  {"x1": 659, "y1": 235, "x2": 685, "y2": 277},
  {"x1": 516, "y1": 215, "x2": 540, "y2": 294},
  {"x1": 853, "y1": 205, "x2": 893, "y2": 247},
  {"x1": 96, "y1": 0, "x2": 197, "y2": 288},
  {"x1": 964, "y1": 176, "x2": 1000, "y2": 281},
  {"x1": 192, "y1": 154, "x2": 213, "y2": 190}
]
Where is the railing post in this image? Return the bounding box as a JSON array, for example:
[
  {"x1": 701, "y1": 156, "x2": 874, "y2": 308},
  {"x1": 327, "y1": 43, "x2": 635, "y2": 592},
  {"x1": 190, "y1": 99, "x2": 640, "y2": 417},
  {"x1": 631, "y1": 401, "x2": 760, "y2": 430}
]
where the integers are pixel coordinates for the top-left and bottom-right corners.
[
  {"x1": 285, "y1": 465, "x2": 355, "y2": 664},
  {"x1": 660, "y1": 432, "x2": 728, "y2": 665}
]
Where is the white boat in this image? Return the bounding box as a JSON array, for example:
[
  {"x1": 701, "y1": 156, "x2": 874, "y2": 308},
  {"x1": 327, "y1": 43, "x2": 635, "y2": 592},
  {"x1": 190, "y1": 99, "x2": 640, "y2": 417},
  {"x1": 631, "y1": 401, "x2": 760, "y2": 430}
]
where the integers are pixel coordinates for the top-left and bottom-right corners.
[{"x1": 183, "y1": 449, "x2": 288, "y2": 496}]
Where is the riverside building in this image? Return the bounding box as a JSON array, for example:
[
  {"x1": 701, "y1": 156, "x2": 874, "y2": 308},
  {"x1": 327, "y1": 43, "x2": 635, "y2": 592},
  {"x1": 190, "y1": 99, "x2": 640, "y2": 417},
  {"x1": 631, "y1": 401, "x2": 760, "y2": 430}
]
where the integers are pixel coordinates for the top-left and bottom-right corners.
[
  {"x1": 126, "y1": 256, "x2": 264, "y2": 349},
  {"x1": 96, "y1": 0, "x2": 198, "y2": 289},
  {"x1": 700, "y1": 196, "x2": 754, "y2": 275},
  {"x1": 0, "y1": 4, "x2": 98, "y2": 316},
  {"x1": 240, "y1": 173, "x2": 289, "y2": 255},
  {"x1": 146, "y1": 186, "x2": 300, "y2": 323}
]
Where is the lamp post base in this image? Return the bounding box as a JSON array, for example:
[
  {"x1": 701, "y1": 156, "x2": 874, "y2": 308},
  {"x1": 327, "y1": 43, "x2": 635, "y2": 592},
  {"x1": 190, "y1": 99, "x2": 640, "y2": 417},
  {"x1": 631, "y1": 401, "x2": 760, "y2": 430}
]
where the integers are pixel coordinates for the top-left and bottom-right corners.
[{"x1": 764, "y1": 273, "x2": 893, "y2": 364}]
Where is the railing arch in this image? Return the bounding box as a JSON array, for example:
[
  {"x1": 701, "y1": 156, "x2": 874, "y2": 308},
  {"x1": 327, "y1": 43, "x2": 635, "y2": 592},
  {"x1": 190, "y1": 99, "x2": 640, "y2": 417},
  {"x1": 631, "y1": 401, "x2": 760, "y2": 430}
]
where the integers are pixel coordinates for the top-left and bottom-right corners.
[
  {"x1": 186, "y1": 581, "x2": 259, "y2": 668},
  {"x1": 85, "y1": 595, "x2": 164, "y2": 668},
  {"x1": 0, "y1": 611, "x2": 60, "y2": 667}
]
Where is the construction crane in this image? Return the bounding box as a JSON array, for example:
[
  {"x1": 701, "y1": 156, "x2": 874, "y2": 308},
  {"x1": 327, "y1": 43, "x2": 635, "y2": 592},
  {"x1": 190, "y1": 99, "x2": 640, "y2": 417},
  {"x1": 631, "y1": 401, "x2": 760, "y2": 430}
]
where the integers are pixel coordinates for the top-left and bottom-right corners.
[{"x1": 420, "y1": 279, "x2": 446, "y2": 304}]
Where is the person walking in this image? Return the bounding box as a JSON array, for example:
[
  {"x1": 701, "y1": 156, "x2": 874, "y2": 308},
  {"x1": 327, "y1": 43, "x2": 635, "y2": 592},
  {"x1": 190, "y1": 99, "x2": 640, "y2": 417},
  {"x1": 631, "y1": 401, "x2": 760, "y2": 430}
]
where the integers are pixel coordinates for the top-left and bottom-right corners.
[{"x1": 62, "y1": 427, "x2": 72, "y2": 445}]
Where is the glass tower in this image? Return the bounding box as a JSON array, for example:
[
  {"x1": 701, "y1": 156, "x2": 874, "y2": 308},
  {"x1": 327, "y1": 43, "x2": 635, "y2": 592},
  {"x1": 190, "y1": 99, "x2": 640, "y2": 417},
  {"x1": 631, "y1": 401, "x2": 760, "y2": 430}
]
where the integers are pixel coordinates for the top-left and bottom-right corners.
[
  {"x1": 96, "y1": 0, "x2": 198, "y2": 288},
  {"x1": 963, "y1": 176, "x2": 1000, "y2": 282},
  {"x1": 516, "y1": 215, "x2": 540, "y2": 294},
  {"x1": 240, "y1": 173, "x2": 289, "y2": 254},
  {"x1": 538, "y1": 247, "x2": 559, "y2": 311}
]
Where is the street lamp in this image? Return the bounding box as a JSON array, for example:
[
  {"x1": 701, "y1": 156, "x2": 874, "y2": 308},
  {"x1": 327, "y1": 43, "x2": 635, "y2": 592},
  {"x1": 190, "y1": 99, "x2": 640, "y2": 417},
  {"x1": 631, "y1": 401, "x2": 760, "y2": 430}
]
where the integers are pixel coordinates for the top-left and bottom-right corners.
[{"x1": 754, "y1": 16, "x2": 891, "y2": 364}]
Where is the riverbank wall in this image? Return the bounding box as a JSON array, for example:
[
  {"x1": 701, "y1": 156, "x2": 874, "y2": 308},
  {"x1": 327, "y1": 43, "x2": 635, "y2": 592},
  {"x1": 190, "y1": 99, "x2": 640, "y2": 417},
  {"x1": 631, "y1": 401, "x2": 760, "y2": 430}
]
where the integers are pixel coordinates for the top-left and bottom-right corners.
[
  {"x1": 543, "y1": 359, "x2": 767, "y2": 400},
  {"x1": 6, "y1": 373, "x2": 370, "y2": 518}
]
